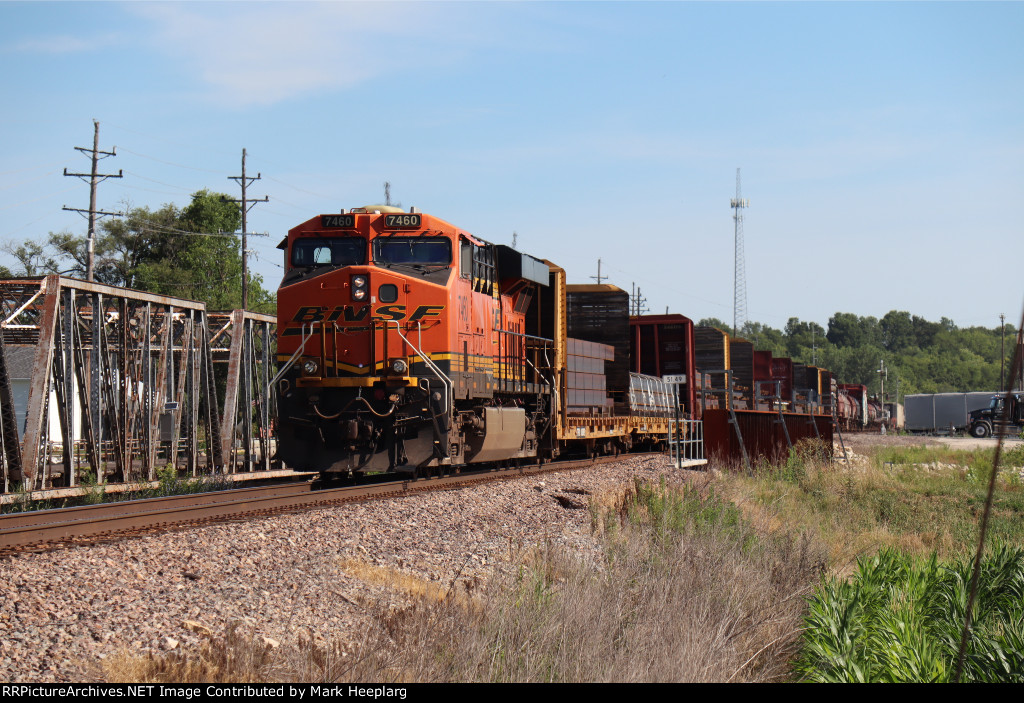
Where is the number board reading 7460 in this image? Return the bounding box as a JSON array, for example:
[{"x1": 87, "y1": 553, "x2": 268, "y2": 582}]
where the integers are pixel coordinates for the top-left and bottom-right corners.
[
  {"x1": 320, "y1": 214, "x2": 356, "y2": 229},
  {"x1": 384, "y1": 214, "x2": 422, "y2": 229}
]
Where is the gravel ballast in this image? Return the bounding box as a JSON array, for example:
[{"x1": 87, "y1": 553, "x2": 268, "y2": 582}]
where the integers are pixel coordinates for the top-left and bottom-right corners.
[{"x1": 0, "y1": 455, "x2": 689, "y2": 682}]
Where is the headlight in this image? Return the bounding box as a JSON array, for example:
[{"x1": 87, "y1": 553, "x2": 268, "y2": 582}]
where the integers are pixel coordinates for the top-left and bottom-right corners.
[
  {"x1": 390, "y1": 358, "x2": 408, "y2": 374},
  {"x1": 302, "y1": 359, "x2": 319, "y2": 376},
  {"x1": 351, "y1": 274, "x2": 368, "y2": 302}
]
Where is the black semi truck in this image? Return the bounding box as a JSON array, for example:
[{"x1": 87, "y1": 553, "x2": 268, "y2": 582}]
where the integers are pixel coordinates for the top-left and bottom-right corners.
[{"x1": 968, "y1": 392, "x2": 1024, "y2": 438}]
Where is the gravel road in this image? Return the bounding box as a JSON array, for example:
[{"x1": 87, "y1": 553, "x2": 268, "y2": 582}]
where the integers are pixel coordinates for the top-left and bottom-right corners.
[
  {"x1": 840, "y1": 431, "x2": 1024, "y2": 452},
  {"x1": 0, "y1": 454, "x2": 691, "y2": 683}
]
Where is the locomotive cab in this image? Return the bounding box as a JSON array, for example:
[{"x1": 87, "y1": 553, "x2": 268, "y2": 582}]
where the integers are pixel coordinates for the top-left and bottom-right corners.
[{"x1": 275, "y1": 207, "x2": 554, "y2": 476}]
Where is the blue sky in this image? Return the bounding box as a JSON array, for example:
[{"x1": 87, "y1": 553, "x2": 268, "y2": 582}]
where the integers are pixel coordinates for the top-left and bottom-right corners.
[{"x1": 1, "y1": 1, "x2": 1021, "y2": 331}]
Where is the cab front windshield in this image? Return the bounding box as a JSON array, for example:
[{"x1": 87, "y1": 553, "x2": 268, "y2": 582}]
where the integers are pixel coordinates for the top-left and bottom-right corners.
[
  {"x1": 374, "y1": 236, "x2": 451, "y2": 267},
  {"x1": 292, "y1": 237, "x2": 366, "y2": 268}
]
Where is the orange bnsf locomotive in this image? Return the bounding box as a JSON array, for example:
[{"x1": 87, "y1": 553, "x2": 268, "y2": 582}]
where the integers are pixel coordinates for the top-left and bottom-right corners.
[{"x1": 275, "y1": 206, "x2": 556, "y2": 475}]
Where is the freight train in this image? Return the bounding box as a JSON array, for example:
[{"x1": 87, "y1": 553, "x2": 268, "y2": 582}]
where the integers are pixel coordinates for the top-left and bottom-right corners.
[
  {"x1": 835, "y1": 384, "x2": 888, "y2": 431},
  {"x1": 274, "y1": 206, "x2": 832, "y2": 476}
]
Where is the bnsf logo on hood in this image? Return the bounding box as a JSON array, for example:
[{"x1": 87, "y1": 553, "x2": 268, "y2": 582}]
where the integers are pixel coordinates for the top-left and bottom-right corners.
[{"x1": 290, "y1": 305, "x2": 444, "y2": 323}]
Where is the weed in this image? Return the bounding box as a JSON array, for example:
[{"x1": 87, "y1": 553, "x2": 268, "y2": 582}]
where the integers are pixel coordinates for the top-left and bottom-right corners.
[
  {"x1": 1001, "y1": 444, "x2": 1024, "y2": 468},
  {"x1": 79, "y1": 470, "x2": 105, "y2": 505},
  {"x1": 796, "y1": 545, "x2": 1024, "y2": 682},
  {"x1": 0, "y1": 481, "x2": 35, "y2": 514},
  {"x1": 100, "y1": 622, "x2": 285, "y2": 683}
]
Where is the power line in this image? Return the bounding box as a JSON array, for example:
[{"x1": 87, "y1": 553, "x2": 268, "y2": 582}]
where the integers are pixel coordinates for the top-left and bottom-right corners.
[
  {"x1": 0, "y1": 185, "x2": 79, "y2": 212},
  {"x1": 0, "y1": 170, "x2": 61, "y2": 192},
  {"x1": 103, "y1": 121, "x2": 239, "y2": 161},
  {"x1": 1, "y1": 211, "x2": 64, "y2": 240},
  {"x1": 263, "y1": 175, "x2": 336, "y2": 201},
  {"x1": 100, "y1": 139, "x2": 339, "y2": 209},
  {"x1": 121, "y1": 170, "x2": 197, "y2": 192},
  {"x1": 116, "y1": 147, "x2": 231, "y2": 174},
  {"x1": 0, "y1": 161, "x2": 66, "y2": 178},
  {"x1": 132, "y1": 219, "x2": 267, "y2": 238}
]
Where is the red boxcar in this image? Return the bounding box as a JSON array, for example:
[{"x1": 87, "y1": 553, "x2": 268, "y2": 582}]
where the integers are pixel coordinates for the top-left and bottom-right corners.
[{"x1": 770, "y1": 356, "x2": 794, "y2": 403}]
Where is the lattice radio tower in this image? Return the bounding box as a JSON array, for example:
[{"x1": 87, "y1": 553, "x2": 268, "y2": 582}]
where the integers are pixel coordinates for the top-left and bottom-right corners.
[{"x1": 731, "y1": 168, "x2": 750, "y2": 337}]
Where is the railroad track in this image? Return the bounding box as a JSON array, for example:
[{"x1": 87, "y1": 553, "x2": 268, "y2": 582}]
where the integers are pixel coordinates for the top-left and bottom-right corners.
[{"x1": 0, "y1": 454, "x2": 652, "y2": 555}]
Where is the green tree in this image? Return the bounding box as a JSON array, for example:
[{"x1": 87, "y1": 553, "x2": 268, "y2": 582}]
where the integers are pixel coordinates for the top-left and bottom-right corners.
[
  {"x1": 139, "y1": 190, "x2": 275, "y2": 313},
  {"x1": 5, "y1": 189, "x2": 275, "y2": 314},
  {"x1": 0, "y1": 239, "x2": 64, "y2": 277},
  {"x1": 131, "y1": 190, "x2": 247, "y2": 310},
  {"x1": 880, "y1": 310, "x2": 915, "y2": 352},
  {"x1": 784, "y1": 317, "x2": 826, "y2": 357},
  {"x1": 911, "y1": 315, "x2": 941, "y2": 348},
  {"x1": 688, "y1": 310, "x2": 1014, "y2": 395},
  {"x1": 738, "y1": 320, "x2": 787, "y2": 357},
  {"x1": 827, "y1": 312, "x2": 881, "y2": 348},
  {"x1": 47, "y1": 203, "x2": 181, "y2": 288},
  {"x1": 697, "y1": 317, "x2": 731, "y2": 331}
]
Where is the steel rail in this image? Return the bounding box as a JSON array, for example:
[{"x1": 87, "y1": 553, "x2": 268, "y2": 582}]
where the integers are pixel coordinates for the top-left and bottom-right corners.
[
  {"x1": 0, "y1": 482, "x2": 313, "y2": 530},
  {"x1": 0, "y1": 482, "x2": 315, "y2": 551},
  {"x1": 0, "y1": 453, "x2": 661, "y2": 554}
]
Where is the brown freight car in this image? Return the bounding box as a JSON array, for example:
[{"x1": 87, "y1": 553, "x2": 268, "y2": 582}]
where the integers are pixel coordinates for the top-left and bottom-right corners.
[
  {"x1": 729, "y1": 337, "x2": 754, "y2": 409},
  {"x1": 629, "y1": 314, "x2": 697, "y2": 419},
  {"x1": 694, "y1": 326, "x2": 731, "y2": 396}
]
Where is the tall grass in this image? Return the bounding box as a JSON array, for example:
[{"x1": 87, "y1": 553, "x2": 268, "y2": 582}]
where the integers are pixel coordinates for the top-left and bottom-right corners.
[
  {"x1": 99, "y1": 441, "x2": 1024, "y2": 683},
  {"x1": 103, "y1": 478, "x2": 824, "y2": 683},
  {"x1": 720, "y1": 442, "x2": 1024, "y2": 564}
]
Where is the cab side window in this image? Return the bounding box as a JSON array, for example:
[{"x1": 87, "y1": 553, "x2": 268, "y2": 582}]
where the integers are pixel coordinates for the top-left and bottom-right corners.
[{"x1": 460, "y1": 239, "x2": 473, "y2": 279}]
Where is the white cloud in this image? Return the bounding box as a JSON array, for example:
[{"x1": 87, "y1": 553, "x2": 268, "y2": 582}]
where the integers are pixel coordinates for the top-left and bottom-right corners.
[
  {"x1": 9, "y1": 33, "x2": 122, "y2": 54},
  {"x1": 129, "y1": 3, "x2": 467, "y2": 107}
]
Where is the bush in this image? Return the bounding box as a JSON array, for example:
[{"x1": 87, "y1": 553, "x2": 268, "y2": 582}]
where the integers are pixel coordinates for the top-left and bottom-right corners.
[{"x1": 796, "y1": 545, "x2": 1024, "y2": 682}]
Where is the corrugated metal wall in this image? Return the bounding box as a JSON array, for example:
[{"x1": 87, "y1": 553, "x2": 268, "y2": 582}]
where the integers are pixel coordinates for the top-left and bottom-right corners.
[{"x1": 702, "y1": 408, "x2": 833, "y2": 466}]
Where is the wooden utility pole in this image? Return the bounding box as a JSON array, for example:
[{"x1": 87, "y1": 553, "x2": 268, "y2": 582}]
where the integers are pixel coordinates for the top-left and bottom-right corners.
[
  {"x1": 1001, "y1": 313, "x2": 1006, "y2": 392},
  {"x1": 226, "y1": 149, "x2": 268, "y2": 310},
  {"x1": 63, "y1": 120, "x2": 122, "y2": 281}
]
